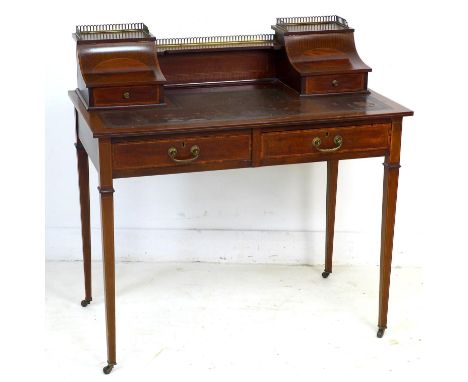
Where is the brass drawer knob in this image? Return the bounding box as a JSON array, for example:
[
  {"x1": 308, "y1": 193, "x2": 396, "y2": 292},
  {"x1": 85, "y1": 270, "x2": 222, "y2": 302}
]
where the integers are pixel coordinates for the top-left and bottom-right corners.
[
  {"x1": 331, "y1": 79, "x2": 339, "y2": 87},
  {"x1": 168, "y1": 145, "x2": 200, "y2": 164},
  {"x1": 312, "y1": 135, "x2": 343, "y2": 153},
  {"x1": 122, "y1": 91, "x2": 131, "y2": 99}
]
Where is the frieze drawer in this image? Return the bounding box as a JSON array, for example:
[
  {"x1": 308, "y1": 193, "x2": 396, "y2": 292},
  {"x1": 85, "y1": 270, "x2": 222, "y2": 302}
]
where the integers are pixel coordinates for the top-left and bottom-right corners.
[
  {"x1": 260, "y1": 123, "x2": 391, "y2": 165},
  {"x1": 112, "y1": 131, "x2": 251, "y2": 177}
]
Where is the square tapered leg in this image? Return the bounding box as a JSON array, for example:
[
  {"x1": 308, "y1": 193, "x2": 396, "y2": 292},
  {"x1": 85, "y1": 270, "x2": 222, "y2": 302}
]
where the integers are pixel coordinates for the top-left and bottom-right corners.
[
  {"x1": 98, "y1": 139, "x2": 117, "y2": 374},
  {"x1": 322, "y1": 160, "x2": 339, "y2": 278},
  {"x1": 76, "y1": 140, "x2": 92, "y2": 307},
  {"x1": 377, "y1": 119, "x2": 402, "y2": 338}
]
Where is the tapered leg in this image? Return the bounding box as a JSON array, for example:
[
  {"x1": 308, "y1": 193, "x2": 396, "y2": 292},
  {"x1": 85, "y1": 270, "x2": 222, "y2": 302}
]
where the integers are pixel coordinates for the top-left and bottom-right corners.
[
  {"x1": 322, "y1": 160, "x2": 339, "y2": 278},
  {"x1": 98, "y1": 139, "x2": 117, "y2": 373},
  {"x1": 377, "y1": 119, "x2": 402, "y2": 338},
  {"x1": 76, "y1": 141, "x2": 93, "y2": 306}
]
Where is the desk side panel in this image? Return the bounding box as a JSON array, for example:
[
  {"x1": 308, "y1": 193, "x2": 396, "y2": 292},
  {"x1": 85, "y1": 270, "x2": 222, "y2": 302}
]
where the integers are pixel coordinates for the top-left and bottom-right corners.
[{"x1": 78, "y1": 113, "x2": 100, "y2": 171}]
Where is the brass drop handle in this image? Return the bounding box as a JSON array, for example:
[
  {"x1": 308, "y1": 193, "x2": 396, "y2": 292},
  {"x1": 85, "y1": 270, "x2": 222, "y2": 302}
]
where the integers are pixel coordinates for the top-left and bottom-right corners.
[
  {"x1": 123, "y1": 91, "x2": 130, "y2": 99},
  {"x1": 168, "y1": 145, "x2": 200, "y2": 164},
  {"x1": 312, "y1": 135, "x2": 343, "y2": 153},
  {"x1": 331, "y1": 79, "x2": 339, "y2": 87}
]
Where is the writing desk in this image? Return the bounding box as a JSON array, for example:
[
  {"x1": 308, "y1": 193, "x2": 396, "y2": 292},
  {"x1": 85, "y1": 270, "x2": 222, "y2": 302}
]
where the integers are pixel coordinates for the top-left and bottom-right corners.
[
  {"x1": 69, "y1": 17, "x2": 413, "y2": 373},
  {"x1": 70, "y1": 83, "x2": 412, "y2": 372}
]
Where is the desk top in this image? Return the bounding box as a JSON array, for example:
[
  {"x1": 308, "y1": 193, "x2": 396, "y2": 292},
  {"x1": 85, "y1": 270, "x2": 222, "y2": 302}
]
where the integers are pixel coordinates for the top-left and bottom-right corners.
[{"x1": 70, "y1": 82, "x2": 413, "y2": 138}]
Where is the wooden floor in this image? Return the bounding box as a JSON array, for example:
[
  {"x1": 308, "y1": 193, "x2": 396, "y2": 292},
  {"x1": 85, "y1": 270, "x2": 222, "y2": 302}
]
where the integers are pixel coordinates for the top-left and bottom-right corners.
[{"x1": 45, "y1": 261, "x2": 423, "y2": 380}]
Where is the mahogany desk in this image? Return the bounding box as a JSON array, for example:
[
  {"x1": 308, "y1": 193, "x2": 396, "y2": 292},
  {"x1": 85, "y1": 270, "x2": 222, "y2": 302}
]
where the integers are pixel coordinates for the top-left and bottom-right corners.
[{"x1": 70, "y1": 81, "x2": 412, "y2": 373}]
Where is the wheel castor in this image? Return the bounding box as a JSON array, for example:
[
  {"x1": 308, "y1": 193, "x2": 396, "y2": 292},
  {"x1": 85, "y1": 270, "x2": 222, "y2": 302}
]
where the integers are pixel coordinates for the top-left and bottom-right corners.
[
  {"x1": 377, "y1": 328, "x2": 386, "y2": 338},
  {"x1": 81, "y1": 298, "x2": 92, "y2": 307},
  {"x1": 322, "y1": 271, "x2": 331, "y2": 278},
  {"x1": 103, "y1": 364, "x2": 115, "y2": 374}
]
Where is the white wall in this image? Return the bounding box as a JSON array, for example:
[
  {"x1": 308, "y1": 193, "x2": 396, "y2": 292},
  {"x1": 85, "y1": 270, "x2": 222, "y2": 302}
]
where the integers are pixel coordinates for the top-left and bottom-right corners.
[{"x1": 45, "y1": 0, "x2": 467, "y2": 266}]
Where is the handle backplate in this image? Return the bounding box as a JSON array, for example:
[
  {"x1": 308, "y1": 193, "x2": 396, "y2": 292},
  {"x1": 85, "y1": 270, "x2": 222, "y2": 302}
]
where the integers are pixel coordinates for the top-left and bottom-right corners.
[
  {"x1": 168, "y1": 145, "x2": 200, "y2": 164},
  {"x1": 312, "y1": 135, "x2": 343, "y2": 153}
]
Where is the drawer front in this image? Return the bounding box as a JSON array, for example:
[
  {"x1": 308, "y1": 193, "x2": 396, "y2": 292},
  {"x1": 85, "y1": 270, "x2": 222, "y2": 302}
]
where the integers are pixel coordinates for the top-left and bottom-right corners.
[
  {"x1": 92, "y1": 85, "x2": 161, "y2": 107},
  {"x1": 113, "y1": 131, "x2": 251, "y2": 177},
  {"x1": 261, "y1": 123, "x2": 390, "y2": 164},
  {"x1": 303, "y1": 73, "x2": 366, "y2": 94}
]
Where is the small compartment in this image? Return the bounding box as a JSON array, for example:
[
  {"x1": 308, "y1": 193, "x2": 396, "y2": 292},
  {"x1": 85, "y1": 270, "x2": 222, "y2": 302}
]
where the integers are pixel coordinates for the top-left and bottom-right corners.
[
  {"x1": 92, "y1": 85, "x2": 162, "y2": 107},
  {"x1": 74, "y1": 23, "x2": 166, "y2": 109},
  {"x1": 303, "y1": 73, "x2": 366, "y2": 94}
]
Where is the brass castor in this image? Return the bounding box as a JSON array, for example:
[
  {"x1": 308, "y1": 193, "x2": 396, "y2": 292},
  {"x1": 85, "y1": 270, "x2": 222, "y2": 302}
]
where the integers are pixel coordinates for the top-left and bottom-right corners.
[
  {"x1": 322, "y1": 271, "x2": 331, "y2": 278},
  {"x1": 377, "y1": 328, "x2": 386, "y2": 338},
  {"x1": 103, "y1": 364, "x2": 115, "y2": 374},
  {"x1": 80, "y1": 298, "x2": 92, "y2": 307}
]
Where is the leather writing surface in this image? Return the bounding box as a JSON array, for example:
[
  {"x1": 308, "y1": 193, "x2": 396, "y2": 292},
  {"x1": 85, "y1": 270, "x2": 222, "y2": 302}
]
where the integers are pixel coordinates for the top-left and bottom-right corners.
[{"x1": 95, "y1": 84, "x2": 409, "y2": 135}]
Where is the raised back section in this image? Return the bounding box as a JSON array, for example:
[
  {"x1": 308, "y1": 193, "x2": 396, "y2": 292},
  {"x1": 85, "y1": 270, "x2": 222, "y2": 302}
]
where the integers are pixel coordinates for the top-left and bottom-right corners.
[{"x1": 73, "y1": 16, "x2": 371, "y2": 109}]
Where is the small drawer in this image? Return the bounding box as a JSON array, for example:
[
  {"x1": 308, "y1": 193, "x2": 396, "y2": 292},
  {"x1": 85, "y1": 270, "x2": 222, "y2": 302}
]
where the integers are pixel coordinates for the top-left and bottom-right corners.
[
  {"x1": 113, "y1": 131, "x2": 251, "y2": 177},
  {"x1": 303, "y1": 73, "x2": 366, "y2": 94},
  {"x1": 92, "y1": 85, "x2": 161, "y2": 107},
  {"x1": 261, "y1": 123, "x2": 390, "y2": 165}
]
